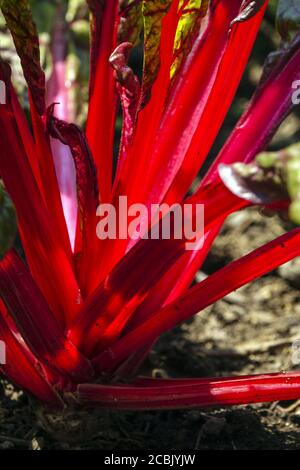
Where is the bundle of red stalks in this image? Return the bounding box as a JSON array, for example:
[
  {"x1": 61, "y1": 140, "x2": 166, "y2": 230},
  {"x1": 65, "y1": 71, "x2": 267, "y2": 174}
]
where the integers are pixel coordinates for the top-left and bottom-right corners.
[{"x1": 0, "y1": 0, "x2": 300, "y2": 410}]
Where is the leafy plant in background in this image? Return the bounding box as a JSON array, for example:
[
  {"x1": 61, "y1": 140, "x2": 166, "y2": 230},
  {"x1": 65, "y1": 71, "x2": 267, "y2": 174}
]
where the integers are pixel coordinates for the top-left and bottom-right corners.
[
  {"x1": 0, "y1": 0, "x2": 300, "y2": 410},
  {"x1": 0, "y1": 0, "x2": 90, "y2": 122}
]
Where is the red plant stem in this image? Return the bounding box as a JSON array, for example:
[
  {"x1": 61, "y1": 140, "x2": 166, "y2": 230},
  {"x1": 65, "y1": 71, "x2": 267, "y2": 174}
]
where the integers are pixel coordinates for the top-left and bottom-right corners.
[
  {"x1": 133, "y1": 34, "x2": 300, "y2": 331},
  {"x1": 0, "y1": 301, "x2": 61, "y2": 405},
  {"x1": 2, "y1": 62, "x2": 72, "y2": 263},
  {"x1": 100, "y1": 190, "x2": 247, "y2": 374},
  {"x1": 86, "y1": 0, "x2": 118, "y2": 203},
  {"x1": 146, "y1": 33, "x2": 300, "y2": 343},
  {"x1": 30, "y1": 99, "x2": 74, "y2": 262},
  {"x1": 9, "y1": 89, "x2": 43, "y2": 192},
  {"x1": 77, "y1": 372, "x2": 300, "y2": 409},
  {"x1": 201, "y1": 34, "x2": 300, "y2": 187},
  {"x1": 92, "y1": 0, "x2": 181, "y2": 289},
  {"x1": 0, "y1": 251, "x2": 94, "y2": 382},
  {"x1": 69, "y1": 182, "x2": 246, "y2": 354},
  {"x1": 102, "y1": 1, "x2": 265, "y2": 286},
  {"x1": 47, "y1": 2, "x2": 78, "y2": 251},
  {"x1": 159, "y1": 0, "x2": 268, "y2": 208},
  {"x1": 95, "y1": 227, "x2": 300, "y2": 373},
  {"x1": 117, "y1": 0, "x2": 180, "y2": 202},
  {"x1": 122, "y1": 184, "x2": 246, "y2": 336},
  {"x1": 136, "y1": 32, "x2": 300, "y2": 352},
  {"x1": 0, "y1": 96, "x2": 80, "y2": 325},
  {"x1": 123, "y1": 233, "x2": 215, "y2": 341}
]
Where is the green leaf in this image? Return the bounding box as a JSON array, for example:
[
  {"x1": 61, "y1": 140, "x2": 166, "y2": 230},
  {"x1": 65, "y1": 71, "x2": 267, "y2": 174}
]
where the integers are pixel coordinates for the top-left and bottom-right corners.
[
  {"x1": 119, "y1": 1, "x2": 210, "y2": 105},
  {"x1": 71, "y1": 19, "x2": 90, "y2": 48},
  {"x1": 66, "y1": 0, "x2": 87, "y2": 23},
  {"x1": 140, "y1": 0, "x2": 211, "y2": 103},
  {"x1": 141, "y1": 0, "x2": 172, "y2": 104},
  {"x1": 29, "y1": 0, "x2": 56, "y2": 35},
  {"x1": 0, "y1": 184, "x2": 17, "y2": 260},
  {"x1": 0, "y1": 0, "x2": 45, "y2": 114},
  {"x1": 118, "y1": 0, "x2": 143, "y2": 46},
  {"x1": 276, "y1": 0, "x2": 300, "y2": 42},
  {"x1": 285, "y1": 143, "x2": 300, "y2": 223},
  {"x1": 171, "y1": 0, "x2": 209, "y2": 79}
]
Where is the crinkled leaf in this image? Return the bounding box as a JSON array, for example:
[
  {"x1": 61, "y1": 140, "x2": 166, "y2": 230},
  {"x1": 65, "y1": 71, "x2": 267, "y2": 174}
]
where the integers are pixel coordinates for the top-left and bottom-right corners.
[
  {"x1": 231, "y1": 0, "x2": 267, "y2": 28},
  {"x1": 219, "y1": 161, "x2": 288, "y2": 205},
  {"x1": 277, "y1": 0, "x2": 300, "y2": 42},
  {"x1": 0, "y1": 184, "x2": 17, "y2": 260},
  {"x1": 46, "y1": 106, "x2": 99, "y2": 220},
  {"x1": 0, "y1": 0, "x2": 45, "y2": 114},
  {"x1": 118, "y1": 0, "x2": 143, "y2": 45},
  {"x1": 47, "y1": 106, "x2": 100, "y2": 296},
  {"x1": 171, "y1": 0, "x2": 209, "y2": 79},
  {"x1": 219, "y1": 142, "x2": 300, "y2": 224},
  {"x1": 110, "y1": 43, "x2": 141, "y2": 156}
]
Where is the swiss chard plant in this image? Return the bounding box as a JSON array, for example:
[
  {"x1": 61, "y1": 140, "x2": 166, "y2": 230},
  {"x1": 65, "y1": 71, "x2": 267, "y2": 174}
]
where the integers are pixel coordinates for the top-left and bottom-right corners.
[{"x1": 0, "y1": 0, "x2": 300, "y2": 410}]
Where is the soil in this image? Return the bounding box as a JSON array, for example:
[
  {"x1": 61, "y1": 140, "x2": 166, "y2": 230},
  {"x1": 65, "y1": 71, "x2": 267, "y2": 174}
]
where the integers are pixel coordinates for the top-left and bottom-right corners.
[{"x1": 2, "y1": 208, "x2": 300, "y2": 450}]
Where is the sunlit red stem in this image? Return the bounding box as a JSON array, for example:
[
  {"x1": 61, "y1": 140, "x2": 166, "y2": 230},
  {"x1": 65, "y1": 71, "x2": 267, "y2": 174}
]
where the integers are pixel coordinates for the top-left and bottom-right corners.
[
  {"x1": 146, "y1": 30, "x2": 300, "y2": 342},
  {"x1": 69, "y1": 182, "x2": 246, "y2": 354},
  {"x1": 153, "y1": 31, "x2": 300, "y2": 341},
  {"x1": 116, "y1": 0, "x2": 180, "y2": 203},
  {"x1": 0, "y1": 90, "x2": 80, "y2": 325},
  {"x1": 0, "y1": 251, "x2": 93, "y2": 382},
  {"x1": 146, "y1": 1, "x2": 267, "y2": 208},
  {"x1": 122, "y1": 182, "x2": 247, "y2": 336},
  {"x1": 0, "y1": 301, "x2": 61, "y2": 405},
  {"x1": 86, "y1": 0, "x2": 119, "y2": 202},
  {"x1": 12, "y1": 83, "x2": 74, "y2": 286},
  {"x1": 102, "y1": 1, "x2": 266, "y2": 286},
  {"x1": 202, "y1": 33, "x2": 300, "y2": 187},
  {"x1": 91, "y1": 0, "x2": 181, "y2": 288},
  {"x1": 95, "y1": 227, "x2": 300, "y2": 373},
  {"x1": 29, "y1": 99, "x2": 73, "y2": 261},
  {"x1": 77, "y1": 372, "x2": 300, "y2": 409},
  {"x1": 47, "y1": 1, "x2": 78, "y2": 250}
]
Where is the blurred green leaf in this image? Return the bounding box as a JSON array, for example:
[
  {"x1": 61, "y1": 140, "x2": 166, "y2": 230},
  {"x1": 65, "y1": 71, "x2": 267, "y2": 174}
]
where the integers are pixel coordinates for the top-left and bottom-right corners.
[{"x1": 0, "y1": 184, "x2": 17, "y2": 260}]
